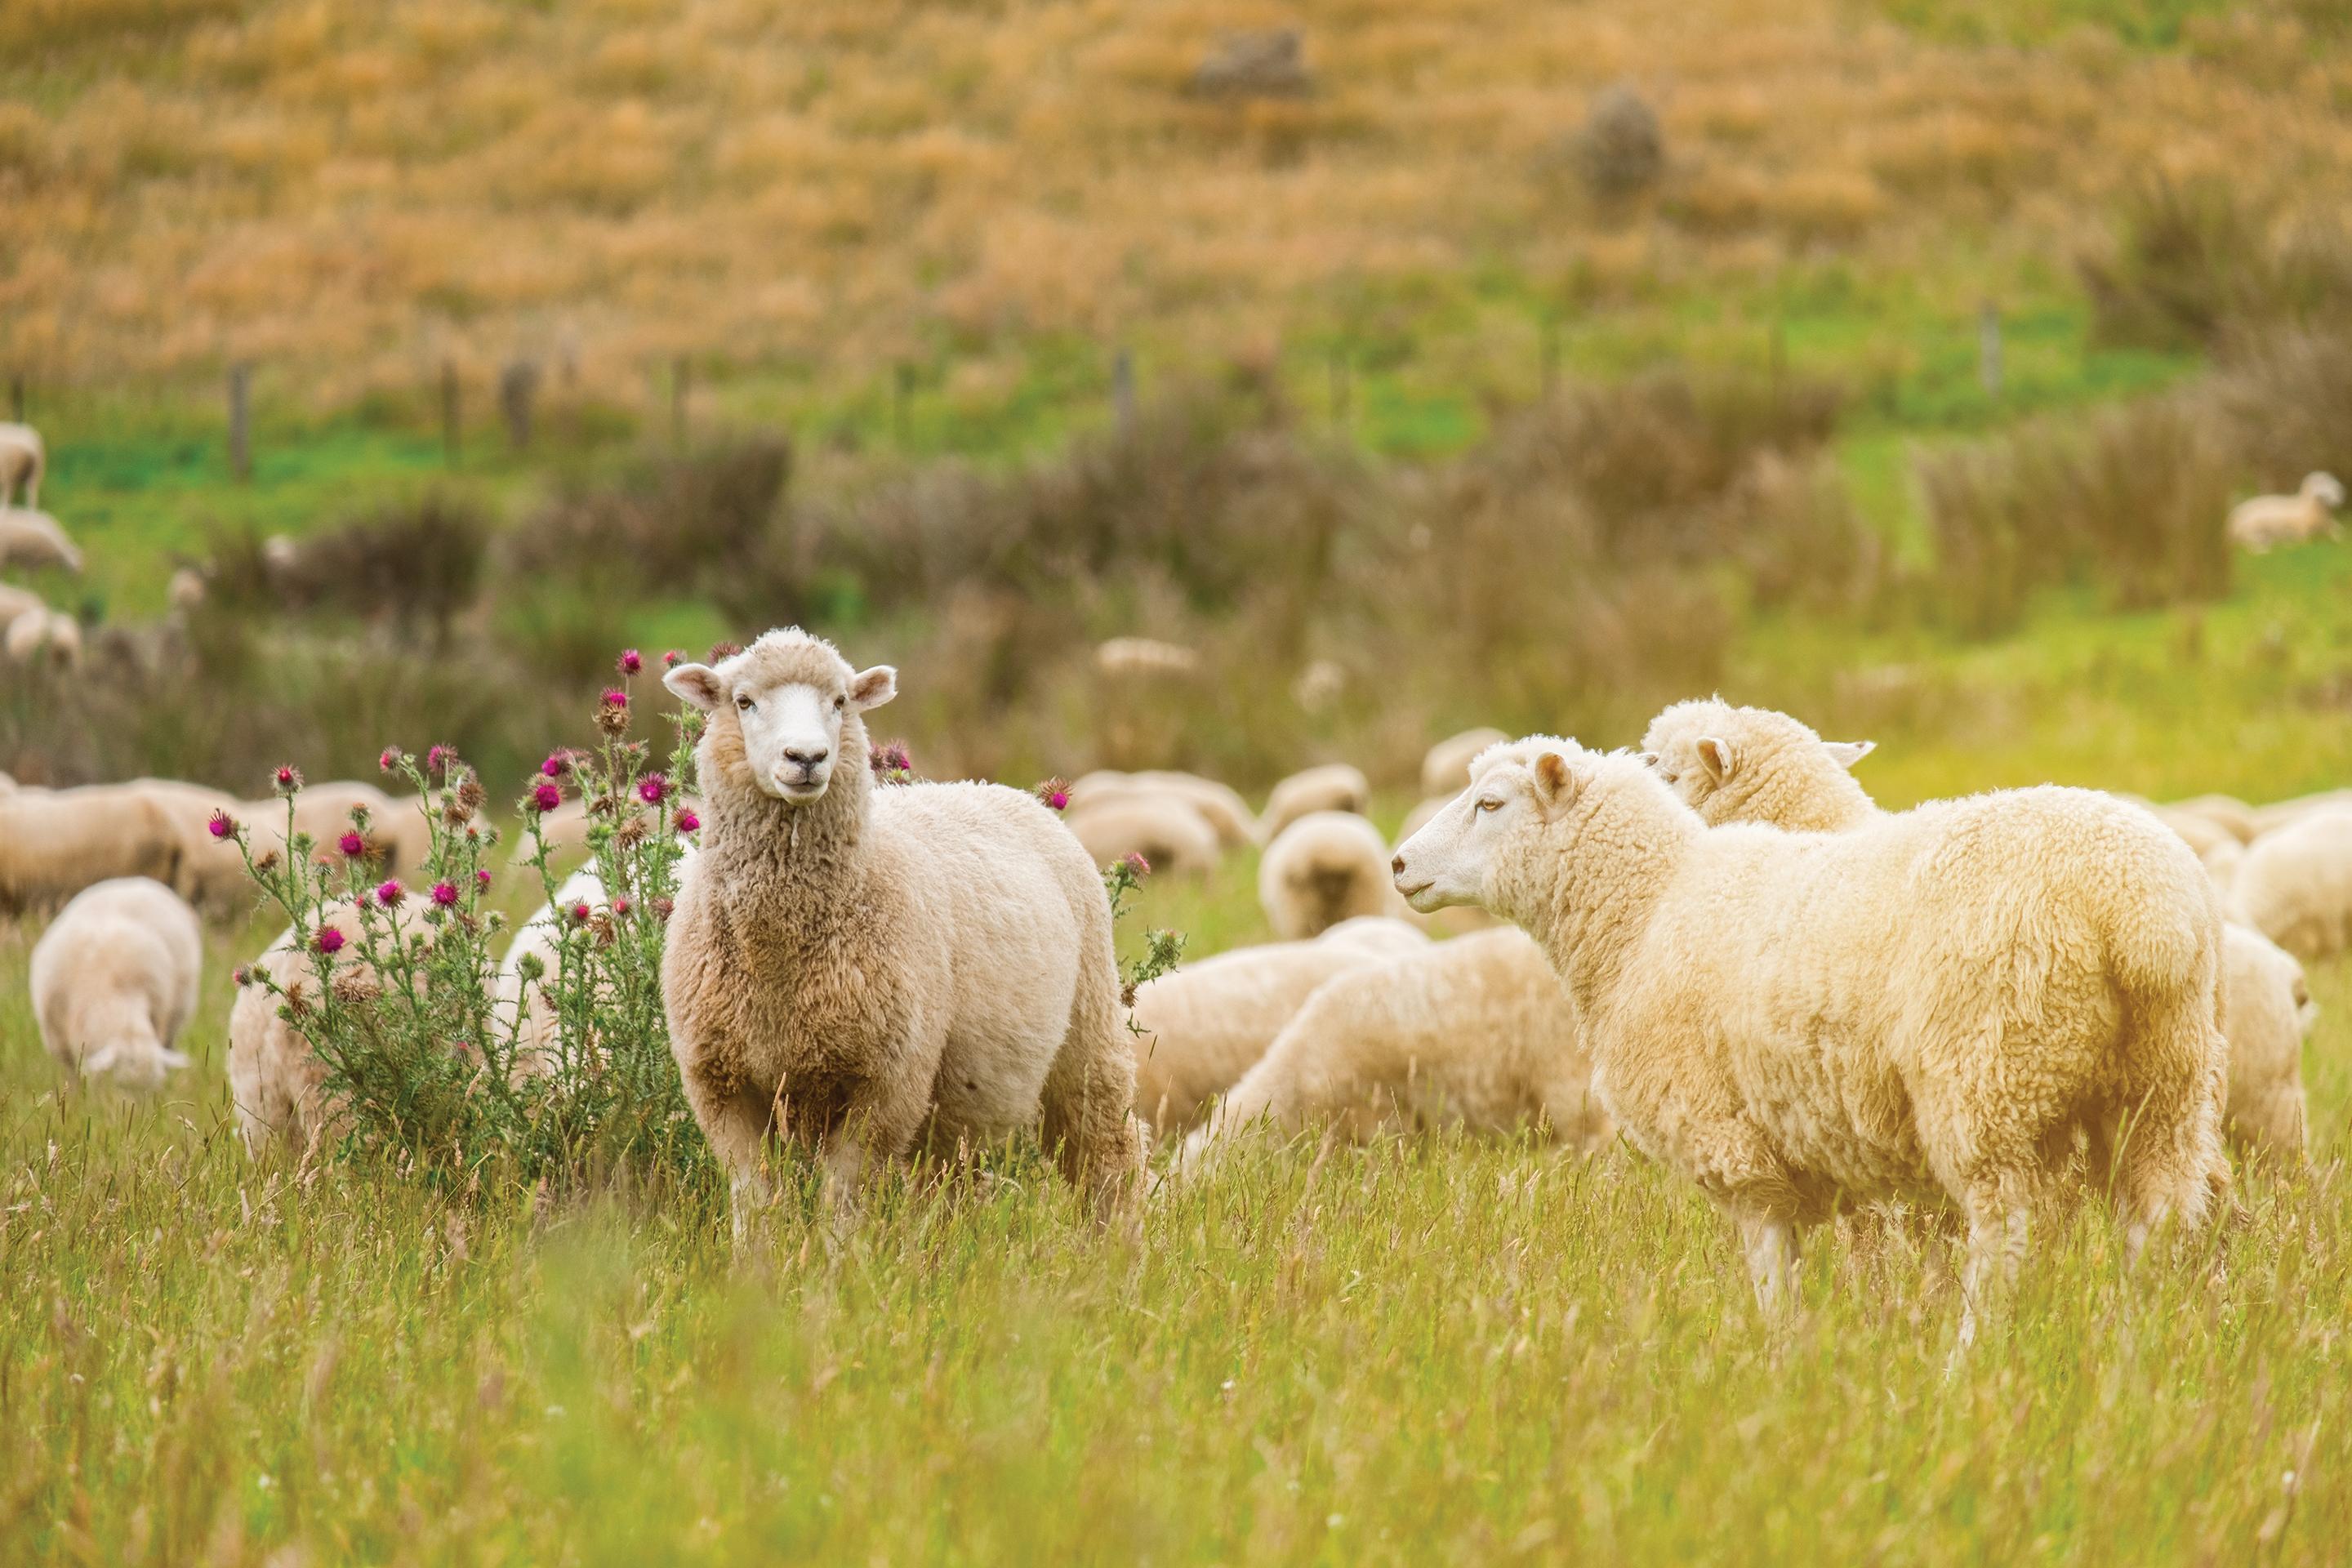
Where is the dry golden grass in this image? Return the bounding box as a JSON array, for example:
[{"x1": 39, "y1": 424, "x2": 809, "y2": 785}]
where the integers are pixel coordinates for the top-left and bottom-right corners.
[{"x1": 1, "y1": 0, "x2": 2347, "y2": 408}]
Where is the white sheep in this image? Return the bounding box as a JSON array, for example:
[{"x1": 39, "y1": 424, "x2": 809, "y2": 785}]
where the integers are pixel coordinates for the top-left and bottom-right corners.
[
  {"x1": 0, "y1": 423, "x2": 42, "y2": 511},
  {"x1": 153, "y1": 778, "x2": 426, "y2": 915},
  {"x1": 1643, "y1": 699, "x2": 2304, "y2": 1164},
  {"x1": 1395, "y1": 737, "x2": 2229, "y2": 1331},
  {"x1": 1258, "y1": 809, "x2": 1403, "y2": 939},
  {"x1": 0, "y1": 581, "x2": 42, "y2": 630},
  {"x1": 5, "y1": 606, "x2": 80, "y2": 668},
  {"x1": 1094, "y1": 636, "x2": 1200, "y2": 679},
  {"x1": 1065, "y1": 794, "x2": 1222, "y2": 875},
  {"x1": 228, "y1": 909, "x2": 368, "y2": 1156},
  {"x1": 1185, "y1": 928, "x2": 1610, "y2": 1165},
  {"x1": 30, "y1": 876, "x2": 202, "y2": 1092},
  {"x1": 0, "y1": 506, "x2": 82, "y2": 573},
  {"x1": 1068, "y1": 769, "x2": 1257, "y2": 847},
  {"x1": 2247, "y1": 788, "x2": 2352, "y2": 840},
  {"x1": 494, "y1": 866, "x2": 611, "y2": 1077},
  {"x1": 2227, "y1": 473, "x2": 2345, "y2": 553},
  {"x1": 662, "y1": 629, "x2": 1148, "y2": 1224},
  {"x1": 1421, "y1": 727, "x2": 1509, "y2": 800},
  {"x1": 1258, "y1": 762, "x2": 1370, "y2": 843},
  {"x1": 1126, "y1": 916, "x2": 1428, "y2": 1132},
  {"x1": 2166, "y1": 793, "x2": 2258, "y2": 845},
  {"x1": 0, "y1": 783, "x2": 187, "y2": 915},
  {"x1": 2232, "y1": 805, "x2": 2352, "y2": 958}
]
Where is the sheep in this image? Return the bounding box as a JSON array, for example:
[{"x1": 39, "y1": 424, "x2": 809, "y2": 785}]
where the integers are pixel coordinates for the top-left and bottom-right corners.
[
  {"x1": 2126, "y1": 798, "x2": 2241, "y2": 862},
  {"x1": 5, "y1": 607, "x2": 80, "y2": 668},
  {"x1": 0, "y1": 506, "x2": 82, "y2": 573},
  {"x1": 1421, "y1": 727, "x2": 1510, "y2": 800},
  {"x1": 1068, "y1": 769, "x2": 1256, "y2": 847},
  {"x1": 2247, "y1": 788, "x2": 2352, "y2": 840},
  {"x1": 148, "y1": 778, "x2": 423, "y2": 915},
  {"x1": 1258, "y1": 809, "x2": 1402, "y2": 939},
  {"x1": 228, "y1": 908, "x2": 368, "y2": 1156},
  {"x1": 494, "y1": 866, "x2": 608, "y2": 1078},
  {"x1": 30, "y1": 877, "x2": 202, "y2": 1092},
  {"x1": 0, "y1": 423, "x2": 42, "y2": 511},
  {"x1": 1065, "y1": 793, "x2": 1222, "y2": 875},
  {"x1": 2167, "y1": 793, "x2": 2259, "y2": 845},
  {"x1": 1094, "y1": 637, "x2": 1200, "y2": 679},
  {"x1": 1393, "y1": 736, "x2": 2229, "y2": 1333},
  {"x1": 2227, "y1": 473, "x2": 2345, "y2": 553},
  {"x1": 1642, "y1": 699, "x2": 2303, "y2": 1163},
  {"x1": 1186, "y1": 929, "x2": 1610, "y2": 1165},
  {"x1": 661, "y1": 628, "x2": 1148, "y2": 1225},
  {"x1": 1258, "y1": 762, "x2": 1370, "y2": 843},
  {"x1": 2219, "y1": 925, "x2": 2312, "y2": 1160},
  {"x1": 2232, "y1": 806, "x2": 2352, "y2": 958},
  {"x1": 0, "y1": 784, "x2": 187, "y2": 915},
  {"x1": 1127, "y1": 916, "x2": 1430, "y2": 1132},
  {"x1": 0, "y1": 581, "x2": 41, "y2": 629}
]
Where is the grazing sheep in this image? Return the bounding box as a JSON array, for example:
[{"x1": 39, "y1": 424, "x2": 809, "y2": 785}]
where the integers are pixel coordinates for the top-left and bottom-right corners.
[
  {"x1": 2232, "y1": 806, "x2": 2352, "y2": 958},
  {"x1": 0, "y1": 423, "x2": 42, "y2": 511},
  {"x1": 2167, "y1": 793, "x2": 2259, "y2": 846},
  {"x1": 0, "y1": 784, "x2": 186, "y2": 915},
  {"x1": 661, "y1": 629, "x2": 1147, "y2": 1224},
  {"x1": 229, "y1": 909, "x2": 368, "y2": 1156},
  {"x1": 1066, "y1": 795, "x2": 1222, "y2": 876},
  {"x1": 1258, "y1": 809, "x2": 1401, "y2": 939},
  {"x1": 1127, "y1": 916, "x2": 1430, "y2": 1133},
  {"x1": 2199, "y1": 836, "x2": 2246, "y2": 909},
  {"x1": 1394, "y1": 737, "x2": 2229, "y2": 1330},
  {"x1": 1258, "y1": 763, "x2": 1370, "y2": 843},
  {"x1": 30, "y1": 877, "x2": 202, "y2": 1092},
  {"x1": 0, "y1": 506, "x2": 82, "y2": 573},
  {"x1": 2247, "y1": 788, "x2": 2352, "y2": 840},
  {"x1": 1643, "y1": 699, "x2": 2301, "y2": 1162},
  {"x1": 2220, "y1": 925, "x2": 2312, "y2": 1160},
  {"x1": 2125, "y1": 798, "x2": 2241, "y2": 862},
  {"x1": 2227, "y1": 473, "x2": 2345, "y2": 553},
  {"x1": 167, "y1": 567, "x2": 207, "y2": 612},
  {"x1": 1068, "y1": 770, "x2": 1257, "y2": 848},
  {"x1": 0, "y1": 581, "x2": 39, "y2": 628},
  {"x1": 4, "y1": 607, "x2": 79, "y2": 668},
  {"x1": 1421, "y1": 727, "x2": 1510, "y2": 800},
  {"x1": 1186, "y1": 929, "x2": 1610, "y2": 1165}
]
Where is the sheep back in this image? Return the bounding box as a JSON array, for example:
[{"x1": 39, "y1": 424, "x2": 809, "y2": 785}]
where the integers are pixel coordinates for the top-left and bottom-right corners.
[{"x1": 30, "y1": 876, "x2": 203, "y2": 1089}]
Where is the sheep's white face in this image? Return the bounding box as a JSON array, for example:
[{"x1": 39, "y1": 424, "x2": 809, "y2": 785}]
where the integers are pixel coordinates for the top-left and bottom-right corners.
[
  {"x1": 2308, "y1": 472, "x2": 2346, "y2": 510},
  {"x1": 1392, "y1": 764, "x2": 1530, "y2": 912},
  {"x1": 82, "y1": 1038, "x2": 189, "y2": 1094},
  {"x1": 666, "y1": 655, "x2": 897, "y2": 804}
]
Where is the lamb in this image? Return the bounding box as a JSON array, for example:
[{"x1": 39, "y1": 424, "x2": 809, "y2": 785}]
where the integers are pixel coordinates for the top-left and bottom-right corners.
[
  {"x1": 1185, "y1": 928, "x2": 1610, "y2": 1164},
  {"x1": 1065, "y1": 793, "x2": 1222, "y2": 875},
  {"x1": 1068, "y1": 770, "x2": 1257, "y2": 848},
  {"x1": 1642, "y1": 699, "x2": 2305, "y2": 1162},
  {"x1": 1127, "y1": 916, "x2": 1429, "y2": 1132},
  {"x1": 0, "y1": 581, "x2": 39, "y2": 627},
  {"x1": 1421, "y1": 727, "x2": 1509, "y2": 800},
  {"x1": 1258, "y1": 809, "x2": 1403, "y2": 939},
  {"x1": 1393, "y1": 736, "x2": 2229, "y2": 1331},
  {"x1": 0, "y1": 422, "x2": 43, "y2": 510},
  {"x1": 660, "y1": 629, "x2": 1148, "y2": 1223},
  {"x1": 2232, "y1": 806, "x2": 2352, "y2": 958},
  {"x1": 5, "y1": 607, "x2": 80, "y2": 668},
  {"x1": 1258, "y1": 763, "x2": 1370, "y2": 843},
  {"x1": 30, "y1": 876, "x2": 203, "y2": 1092},
  {"x1": 2226, "y1": 473, "x2": 2345, "y2": 553},
  {"x1": 0, "y1": 784, "x2": 186, "y2": 914},
  {"x1": 228, "y1": 908, "x2": 368, "y2": 1156},
  {"x1": 0, "y1": 506, "x2": 82, "y2": 573}
]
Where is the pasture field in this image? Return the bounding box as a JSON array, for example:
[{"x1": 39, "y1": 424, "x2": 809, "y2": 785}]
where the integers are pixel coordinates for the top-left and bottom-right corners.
[{"x1": 2, "y1": 808, "x2": 2349, "y2": 1566}]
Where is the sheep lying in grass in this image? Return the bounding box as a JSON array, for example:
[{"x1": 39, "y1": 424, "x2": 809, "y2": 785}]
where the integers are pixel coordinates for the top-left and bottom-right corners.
[
  {"x1": 662, "y1": 629, "x2": 1147, "y2": 1225},
  {"x1": 2232, "y1": 807, "x2": 2352, "y2": 959},
  {"x1": 1258, "y1": 763, "x2": 1370, "y2": 843},
  {"x1": 229, "y1": 908, "x2": 368, "y2": 1156},
  {"x1": 0, "y1": 784, "x2": 187, "y2": 915},
  {"x1": 1128, "y1": 916, "x2": 1428, "y2": 1132},
  {"x1": 0, "y1": 506, "x2": 80, "y2": 573},
  {"x1": 1066, "y1": 795, "x2": 1222, "y2": 876},
  {"x1": 0, "y1": 424, "x2": 43, "y2": 511},
  {"x1": 31, "y1": 877, "x2": 202, "y2": 1092},
  {"x1": 1184, "y1": 929, "x2": 1610, "y2": 1166},
  {"x1": 1395, "y1": 735, "x2": 2229, "y2": 1332},
  {"x1": 1421, "y1": 727, "x2": 1509, "y2": 800},
  {"x1": 1643, "y1": 699, "x2": 2308, "y2": 1163},
  {"x1": 2226, "y1": 473, "x2": 2345, "y2": 553},
  {"x1": 4, "y1": 606, "x2": 79, "y2": 667},
  {"x1": 1259, "y1": 810, "x2": 1401, "y2": 939},
  {"x1": 1069, "y1": 770, "x2": 1256, "y2": 848}
]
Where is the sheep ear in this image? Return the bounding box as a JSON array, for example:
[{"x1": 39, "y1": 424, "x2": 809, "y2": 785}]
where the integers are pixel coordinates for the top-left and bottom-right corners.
[
  {"x1": 1820, "y1": 739, "x2": 1875, "y2": 770},
  {"x1": 849, "y1": 665, "x2": 898, "y2": 712},
  {"x1": 81, "y1": 1043, "x2": 122, "y2": 1075},
  {"x1": 158, "y1": 1048, "x2": 191, "y2": 1071},
  {"x1": 1695, "y1": 737, "x2": 1735, "y2": 786},
  {"x1": 1637, "y1": 751, "x2": 1659, "y2": 768},
  {"x1": 664, "y1": 664, "x2": 724, "y2": 711},
  {"x1": 1532, "y1": 751, "x2": 1579, "y2": 807}
]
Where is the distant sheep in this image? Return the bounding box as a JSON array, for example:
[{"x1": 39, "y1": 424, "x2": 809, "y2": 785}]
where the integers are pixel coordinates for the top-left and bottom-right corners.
[
  {"x1": 0, "y1": 423, "x2": 42, "y2": 510},
  {"x1": 496, "y1": 866, "x2": 607, "y2": 1078},
  {"x1": 31, "y1": 876, "x2": 202, "y2": 1092},
  {"x1": 1066, "y1": 794, "x2": 1221, "y2": 876},
  {"x1": 229, "y1": 909, "x2": 367, "y2": 1156},
  {"x1": 0, "y1": 506, "x2": 81, "y2": 573},
  {"x1": 1094, "y1": 637, "x2": 1200, "y2": 679},
  {"x1": 1127, "y1": 916, "x2": 1428, "y2": 1132},
  {"x1": 5, "y1": 607, "x2": 79, "y2": 668},
  {"x1": 1258, "y1": 763, "x2": 1370, "y2": 844},
  {"x1": 2227, "y1": 473, "x2": 2344, "y2": 553},
  {"x1": 2233, "y1": 806, "x2": 2352, "y2": 958},
  {"x1": 1258, "y1": 809, "x2": 1399, "y2": 939},
  {"x1": 2167, "y1": 793, "x2": 2258, "y2": 846},
  {"x1": 2247, "y1": 788, "x2": 2352, "y2": 840},
  {"x1": 2220, "y1": 924, "x2": 2312, "y2": 1160},
  {"x1": 1068, "y1": 770, "x2": 1256, "y2": 847},
  {"x1": 1420, "y1": 727, "x2": 1509, "y2": 800},
  {"x1": 0, "y1": 784, "x2": 186, "y2": 915}
]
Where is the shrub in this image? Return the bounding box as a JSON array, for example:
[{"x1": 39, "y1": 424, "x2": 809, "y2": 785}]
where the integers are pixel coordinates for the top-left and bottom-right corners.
[
  {"x1": 223, "y1": 497, "x2": 489, "y2": 651},
  {"x1": 1917, "y1": 438, "x2": 2051, "y2": 639},
  {"x1": 1576, "y1": 83, "x2": 1665, "y2": 204},
  {"x1": 2217, "y1": 329, "x2": 2352, "y2": 491}
]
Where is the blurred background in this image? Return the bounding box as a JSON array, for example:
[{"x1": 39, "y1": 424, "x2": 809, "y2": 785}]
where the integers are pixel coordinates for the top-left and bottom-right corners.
[{"x1": 1, "y1": 0, "x2": 2348, "y2": 804}]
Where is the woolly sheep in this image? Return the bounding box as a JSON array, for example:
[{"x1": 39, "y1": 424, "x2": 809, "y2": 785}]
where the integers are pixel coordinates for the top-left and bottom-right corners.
[
  {"x1": 1421, "y1": 727, "x2": 1510, "y2": 800},
  {"x1": 151, "y1": 778, "x2": 424, "y2": 915},
  {"x1": 1258, "y1": 809, "x2": 1401, "y2": 939},
  {"x1": 1068, "y1": 769, "x2": 1257, "y2": 847},
  {"x1": 495, "y1": 866, "x2": 608, "y2": 1077},
  {"x1": 1258, "y1": 763, "x2": 1370, "y2": 843},
  {"x1": 0, "y1": 582, "x2": 38, "y2": 629},
  {"x1": 1186, "y1": 929, "x2": 1610, "y2": 1165},
  {"x1": 0, "y1": 784, "x2": 186, "y2": 914},
  {"x1": 2219, "y1": 925, "x2": 2311, "y2": 1160},
  {"x1": 2232, "y1": 806, "x2": 2352, "y2": 958},
  {"x1": 1094, "y1": 637, "x2": 1200, "y2": 678},
  {"x1": 228, "y1": 908, "x2": 368, "y2": 1156},
  {"x1": 2227, "y1": 473, "x2": 2344, "y2": 553},
  {"x1": 30, "y1": 876, "x2": 202, "y2": 1092},
  {"x1": 2167, "y1": 793, "x2": 2259, "y2": 846},
  {"x1": 1127, "y1": 916, "x2": 1429, "y2": 1132},
  {"x1": 1394, "y1": 736, "x2": 2229, "y2": 1330},
  {"x1": 2247, "y1": 788, "x2": 2352, "y2": 840},
  {"x1": 0, "y1": 423, "x2": 42, "y2": 511},
  {"x1": 0, "y1": 506, "x2": 81, "y2": 573},
  {"x1": 5, "y1": 607, "x2": 79, "y2": 668},
  {"x1": 1643, "y1": 699, "x2": 2301, "y2": 1163},
  {"x1": 1066, "y1": 794, "x2": 1222, "y2": 876},
  {"x1": 661, "y1": 629, "x2": 1147, "y2": 1224}
]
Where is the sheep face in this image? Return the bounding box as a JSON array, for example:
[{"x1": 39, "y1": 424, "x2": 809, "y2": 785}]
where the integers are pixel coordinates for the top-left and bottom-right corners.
[
  {"x1": 78, "y1": 1013, "x2": 189, "y2": 1093},
  {"x1": 1393, "y1": 740, "x2": 1584, "y2": 913},
  {"x1": 666, "y1": 630, "x2": 897, "y2": 804},
  {"x1": 1637, "y1": 699, "x2": 1870, "y2": 817},
  {"x1": 2306, "y1": 472, "x2": 2345, "y2": 510}
]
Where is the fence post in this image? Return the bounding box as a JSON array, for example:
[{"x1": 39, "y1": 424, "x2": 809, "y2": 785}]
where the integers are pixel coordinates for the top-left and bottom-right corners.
[
  {"x1": 441, "y1": 359, "x2": 461, "y2": 470},
  {"x1": 500, "y1": 359, "x2": 539, "y2": 451},
  {"x1": 1978, "y1": 300, "x2": 2002, "y2": 402},
  {"x1": 229, "y1": 363, "x2": 252, "y2": 483}
]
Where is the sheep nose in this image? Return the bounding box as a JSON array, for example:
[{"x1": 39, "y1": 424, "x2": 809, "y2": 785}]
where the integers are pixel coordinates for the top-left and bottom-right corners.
[
  {"x1": 1390, "y1": 854, "x2": 1405, "y2": 877},
  {"x1": 783, "y1": 745, "x2": 830, "y2": 768}
]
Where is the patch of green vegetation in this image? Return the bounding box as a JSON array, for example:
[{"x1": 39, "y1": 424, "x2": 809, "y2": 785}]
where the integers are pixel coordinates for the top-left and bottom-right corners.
[{"x1": 1879, "y1": 0, "x2": 2231, "y2": 47}]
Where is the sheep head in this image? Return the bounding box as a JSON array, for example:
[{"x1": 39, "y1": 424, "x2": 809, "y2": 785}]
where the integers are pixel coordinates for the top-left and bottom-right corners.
[
  {"x1": 1392, "y1": 736, "x2": 1591, "y2": 914},
  {"x1": 1637, "y1": 698, "x2": 1870, "y2": 822},
  {"x1": 665, "y1": 629, "x2": 897, "y2": 805}
]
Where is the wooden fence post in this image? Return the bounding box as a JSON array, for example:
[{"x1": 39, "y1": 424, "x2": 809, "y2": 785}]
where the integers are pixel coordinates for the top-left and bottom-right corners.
[{"x1": 229, "y1": 363, "x2": 252, "y2": 483}]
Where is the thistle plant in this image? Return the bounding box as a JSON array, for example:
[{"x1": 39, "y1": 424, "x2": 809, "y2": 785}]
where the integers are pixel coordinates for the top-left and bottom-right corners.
[{"x1": 1036, "y1": 781, "x2": 1187, "y2": 1021}]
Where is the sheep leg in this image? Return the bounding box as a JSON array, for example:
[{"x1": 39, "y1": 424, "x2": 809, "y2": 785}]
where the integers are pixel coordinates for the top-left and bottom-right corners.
[
  {"x1": 1040, "y1": 1032, "x2": 1150, "y2": 1219},
  {"x1": 1736, "y1": 1211, "x2": 1801, "y2": 1316},
  {"x1": 683, "y1": 1070, "x2": 783, "y2": 1247},
  {"x1": 1956, "y1": 1186, "x2": 2030, "y2": 1353}
]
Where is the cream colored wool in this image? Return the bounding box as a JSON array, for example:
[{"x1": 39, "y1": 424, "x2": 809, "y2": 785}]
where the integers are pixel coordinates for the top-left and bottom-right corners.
[
  {"x1": 1258, "y1": 763, "x2": 1370, "y2": 844},
  {"x1": 1069, "y1": 770, "x2": 1256, "y2": 848},
  {"x1": 1186, "y1": 928, "x2": 1610, "y2": 1165},
  {"x1": 662, "y1": 629, "x2": 1146, "y2": 1221},
  {"x1": 0, "y1": 784, "x2": 186, "y2": 914},
  {"x1": 1643, "y1": 699, "x2": 2301, "y2": 1163},
  {"x1": 495, "y1": 866, "x2": 608, "y2": 1077},
  {"x1": 143, "y1": 778, "x2": 425, "y2": 915},
  {"x1": 0, "y1": 505, "x2": 77, "y2": 572},
  {"x1": 228, "y1": 908, "x2": 370, "y2": 1156},
  {"x1": 2247, "y1": 788, "x2": 2352, "y2": 840},
  {"x1": 2219, "y1": 924, "x2": 2311, "y2": 1159},
  {"x1": 1421, "y1": 728, "x2": 1510, "y2": 800},
  {"x1": 2167, "y1": 794, "x2": 2258, "y2": 845},
  {"x1": 2233, "y1": 806, "x2": 2352, "y2": 958},
  {"x1": 5, "y1": 607, "x2": 79, "y2": 666},
  {"x1": 0, "y1": 424, "x2": 44, "y2": 510},
  {"x1": 30, "y1": 877, "x2": 202, "y2": 1092},
  {"x1": 1064, "y1": 794, "x2": 1222, "y2": 875},
  {"x1": 1127, "y1": 916, "x2": 1429, "y2": 1133},
  {"x1": 1258, "y1": 809, "x2": 1402, "y2": 939},
  {"x1": 2226, "y1": 472, "x2": 2344, "y2": 553},
  {"x1": 1394, "y1": 735, "x2": 2229, "y2": 1320}
]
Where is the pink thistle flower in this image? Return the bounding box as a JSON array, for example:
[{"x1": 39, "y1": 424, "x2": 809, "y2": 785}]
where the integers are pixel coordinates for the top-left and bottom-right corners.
[
  {"x1": 662, "y1": 648, "x2": 685, "y2": 668},
  {"x1": 426, "y1": 744, "x2": 452, "y2": 777},
  {"x1": 570, "y1": 902, "x2": 592, "y2": 924},
  {"x1": 232, "y1": 964, "x2": 252, "y2": 987},
  {"x1": 207, "y1": 809, "x2": 236, "y2": 840},
  {"x1": 430, "y1": 881, "x2": 460, "y2": 906},
  {"x1": 378, "y1": 746, "x2": 402, "y2": 773},
  {"x1": 1034, "y1": 777, "x2": 1071, "y2": 812},
  {"x1": 529, "y1": 782, "x2": 562, "y2": 813},
  {"x1": 600, "y1": 688, "x2": 629, "y2": 710},
  {"x1": 618, "y1": 648, "x2": 644, "y2": 675},
  {"x1": 675, "y1": 808, "x2": 701, "y2": 834},
  {"x1": 612, "y1": 896, "x2": 632, "y2": 917},
  {"x1": 1122, "y1": 852, "x2": 1151, "y2": 876},
  {"x1": 637, "y1": 773, "x2": 670, "y2": 805},
  {"x1": 314, "y1": 928, "x2": 345, "y2": 956},
  {"x1": 541, "y1": 752, "x2": 568, "y2": 777},
  {"x1": 709, "y1": 639, "x2": 742, "y2": 661},
  {"x1": 337, "y1": 831, "x2": 368, "y2": 859},
  {"x1": 273, "y1": 764, "x2": 302, "y2": 795},
  {"x1": 376, "y1": 880, "x2": 405, "y2": 906},
  {"x1": 475, "y1": 869, "x2": 493, "y2": 889}
]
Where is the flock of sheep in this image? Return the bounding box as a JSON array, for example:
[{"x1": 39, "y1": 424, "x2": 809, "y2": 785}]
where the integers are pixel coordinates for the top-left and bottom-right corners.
[
  {"x1": 7, "y1": 622, "x2": 2341, "y2": 1330},
  {"x1": 0, "y1": 421, "x2": 87, "y2": 667}
]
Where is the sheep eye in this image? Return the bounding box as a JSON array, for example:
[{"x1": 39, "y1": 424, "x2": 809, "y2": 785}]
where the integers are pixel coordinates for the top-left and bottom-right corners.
[
  {"x1": 1476, "y1": 798, "x2": 1502, "y2": 813},
  {"x1": 834, "y1": 697, "x2": 846, "y2": 710},
  {"x1": 736, "y1": 696, "x2": 754, "y2": 711}
]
